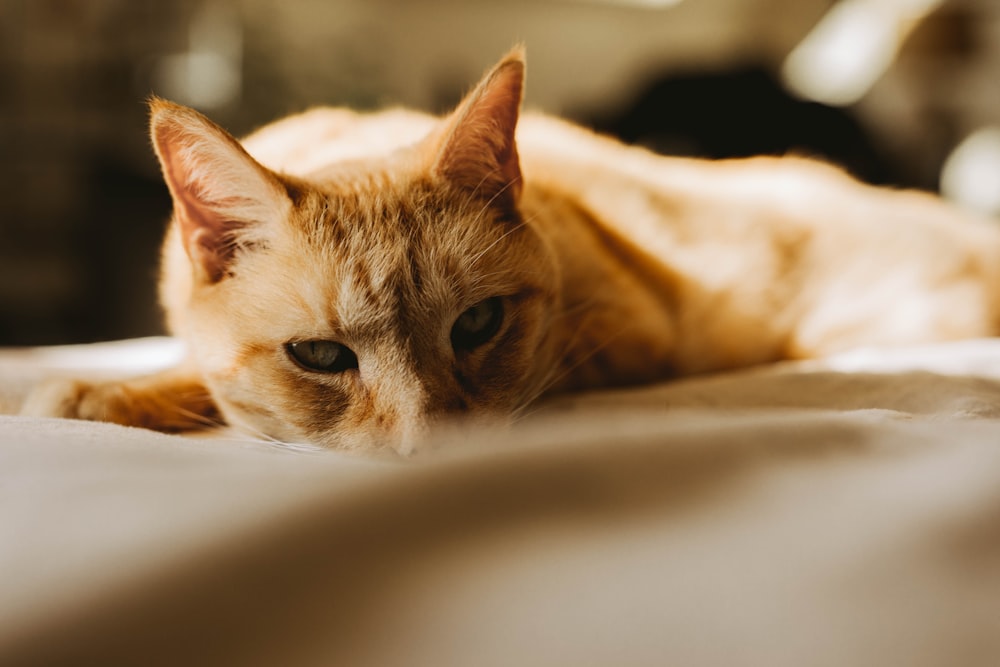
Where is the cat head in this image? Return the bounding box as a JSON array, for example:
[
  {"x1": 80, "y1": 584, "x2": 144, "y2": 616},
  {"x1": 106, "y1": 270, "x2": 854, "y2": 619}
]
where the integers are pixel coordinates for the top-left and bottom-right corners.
[{"x1": 150, "y1": 48, "x2": 561, "y2": 453}]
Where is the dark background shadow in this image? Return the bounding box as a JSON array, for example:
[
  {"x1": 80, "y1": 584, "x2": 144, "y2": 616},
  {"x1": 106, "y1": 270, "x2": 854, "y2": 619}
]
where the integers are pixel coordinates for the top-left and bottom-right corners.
[{"x1": 1, "y1": 0, "x2": 996, "y2": 345}]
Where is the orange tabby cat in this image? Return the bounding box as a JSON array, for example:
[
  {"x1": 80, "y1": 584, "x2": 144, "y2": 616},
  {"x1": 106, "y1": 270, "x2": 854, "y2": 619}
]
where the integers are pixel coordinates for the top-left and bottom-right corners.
[{"x1": 22, "y1": 47, "x2": 1000, "y2": 452}]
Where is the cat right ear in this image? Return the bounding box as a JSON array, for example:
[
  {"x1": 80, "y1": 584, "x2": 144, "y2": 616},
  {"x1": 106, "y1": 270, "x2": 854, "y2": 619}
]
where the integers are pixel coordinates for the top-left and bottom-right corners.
[
  {"x1": 149, "y1": 98, "x2": 290, "y2": 284},
  {"x1": 431, "y1": 47, "x2": 525, "y2": 211}
]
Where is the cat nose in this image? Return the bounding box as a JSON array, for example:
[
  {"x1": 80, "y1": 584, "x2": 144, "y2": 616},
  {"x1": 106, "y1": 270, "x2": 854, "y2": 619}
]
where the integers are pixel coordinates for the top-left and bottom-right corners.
[
  {"x1": 374, "y1": 363, "x2": 472, "y2": 455},
  {"x1": 387, "y1": 391, "x2": 468, "y2": 456},
  {"x1": 391, "y1": 416, "x2": 430, "y2": 457}
]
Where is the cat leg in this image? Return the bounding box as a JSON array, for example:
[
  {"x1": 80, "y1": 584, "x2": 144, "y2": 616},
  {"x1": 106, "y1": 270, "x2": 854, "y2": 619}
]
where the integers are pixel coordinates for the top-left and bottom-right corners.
[{"x1": 20, "y1": 365, "x2": 221, "y2": 433}]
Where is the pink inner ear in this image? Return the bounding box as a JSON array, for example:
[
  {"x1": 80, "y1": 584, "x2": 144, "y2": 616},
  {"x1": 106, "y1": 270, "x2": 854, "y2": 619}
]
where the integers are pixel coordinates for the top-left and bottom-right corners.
[
  {"x1": 174, "y1": 186, "x2": 244, "y2": 284},
  {"x1": 154, "y1": 122, "x2": 239, "y2": 283},
  {"x1": 436, "y1": 54, "x2": 524, "y2": 207},
  {"x1": 150, "y1": 100, "x2": 286, "y2": 284}
]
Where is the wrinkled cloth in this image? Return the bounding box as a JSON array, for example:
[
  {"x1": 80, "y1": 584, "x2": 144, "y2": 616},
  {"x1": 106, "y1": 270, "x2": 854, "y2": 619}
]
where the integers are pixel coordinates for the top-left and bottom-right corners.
[{"x1": 2, "y1": 338, "x2": 1000, "y2": 666}]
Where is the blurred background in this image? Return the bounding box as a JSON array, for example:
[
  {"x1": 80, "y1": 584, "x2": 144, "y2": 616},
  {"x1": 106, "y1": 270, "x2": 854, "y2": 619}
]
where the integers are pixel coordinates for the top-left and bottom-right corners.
[{"x1": 1, "y1": 0, "x2": 998, "y2": 345}]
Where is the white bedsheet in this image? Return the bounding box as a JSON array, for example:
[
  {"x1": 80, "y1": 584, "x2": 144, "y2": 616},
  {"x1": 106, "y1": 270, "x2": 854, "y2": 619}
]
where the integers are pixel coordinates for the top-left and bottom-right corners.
[{"x1": 2, "y1": 338, "x2": 999, "y2": 665}]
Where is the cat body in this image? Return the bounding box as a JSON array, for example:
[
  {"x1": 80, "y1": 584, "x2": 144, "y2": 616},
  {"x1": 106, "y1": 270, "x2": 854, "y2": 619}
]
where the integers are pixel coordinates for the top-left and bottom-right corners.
[{"x1": 23, "y1": 48, "x2": 1000, "y2": 452}]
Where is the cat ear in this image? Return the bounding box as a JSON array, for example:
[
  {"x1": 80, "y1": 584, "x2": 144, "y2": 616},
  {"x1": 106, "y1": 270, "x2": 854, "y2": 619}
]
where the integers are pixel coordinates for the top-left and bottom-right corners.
[
  {"x1": 432, "y1": 46, "x2": 524, "y2": 209},
  {"x1": 149, "y1": 98, "x2": 291, "y2": 284}
]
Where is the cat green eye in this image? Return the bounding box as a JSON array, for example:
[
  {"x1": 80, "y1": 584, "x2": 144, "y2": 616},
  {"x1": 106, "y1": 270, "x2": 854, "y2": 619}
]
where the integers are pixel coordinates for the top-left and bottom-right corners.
[
  {"x1": 286, "y1": 340, "x2": 358, "y2": 373},
  {"x1": 451, "y1": 297, "x2": 504, "y2": 351}
]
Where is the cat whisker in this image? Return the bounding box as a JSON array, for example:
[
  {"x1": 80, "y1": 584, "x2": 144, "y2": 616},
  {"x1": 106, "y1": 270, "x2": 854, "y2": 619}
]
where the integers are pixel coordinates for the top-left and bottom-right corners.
[
  {"x1": 466, "y1": 216, "x2": 533, "y2": 271},
  {"x1": 467, "y1": 269, "x2": 531, "y2": 294},
  {"x1": 264, "y1": 439, "x2": 327, "y2": 454},
  {"x1": 225, "y1": 421, "x2": 325, "y2": 453},
  {"x1": 176, "y1": 407, "x2": 226, "y2": 431},
  {"x1": 549, "y1": 294, "x2": 606, "y2": 323},
  {"x1": 513, "y1": 320, "x2": 639, "y2": 422},
  {"x1": 469, "y1": 165, "x2": 518, "y2": 213},
  {"x1": 129, "y1": 384, "x2": 228, "y2": 432}
]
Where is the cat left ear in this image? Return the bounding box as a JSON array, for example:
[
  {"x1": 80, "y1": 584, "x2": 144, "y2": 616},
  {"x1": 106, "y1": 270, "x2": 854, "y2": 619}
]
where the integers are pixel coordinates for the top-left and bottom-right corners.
[
  {"x1": 432, "y1": 46, "x2": 525, "y2": 210},
  {"x1": 149, "y1": 98, "x2": 291, "y2": 284}
]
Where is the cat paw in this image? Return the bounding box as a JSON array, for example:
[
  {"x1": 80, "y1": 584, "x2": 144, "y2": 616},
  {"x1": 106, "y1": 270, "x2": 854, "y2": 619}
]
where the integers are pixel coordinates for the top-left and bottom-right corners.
[
  {"x1": 20, "y1": 378, "x2": 136, "y2": 426},
  {"x1": 21, "y1": 372, "x2": 221, "y2": 433}
]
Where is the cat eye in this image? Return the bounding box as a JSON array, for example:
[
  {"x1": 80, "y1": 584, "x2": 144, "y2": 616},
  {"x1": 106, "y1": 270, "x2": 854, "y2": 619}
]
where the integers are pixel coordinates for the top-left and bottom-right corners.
[
  {"x1": 451, "y1": 297, "x2": 504, "y2": 351},
  {"x1": 286, "y1": 340, "x2": 358, "y2": 373}
]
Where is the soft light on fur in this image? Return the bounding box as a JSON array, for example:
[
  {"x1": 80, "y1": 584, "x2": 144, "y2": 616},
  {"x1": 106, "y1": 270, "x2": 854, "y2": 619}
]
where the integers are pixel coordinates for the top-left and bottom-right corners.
[{"x1": 22, "y1": 47, "x2": 1000, "y2": 453}]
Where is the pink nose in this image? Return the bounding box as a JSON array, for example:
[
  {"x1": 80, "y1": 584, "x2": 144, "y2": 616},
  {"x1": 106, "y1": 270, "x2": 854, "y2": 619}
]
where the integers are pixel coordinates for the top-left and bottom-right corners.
[{"x1": 390, "y1": 416, "x2": 431, "y2": 457}]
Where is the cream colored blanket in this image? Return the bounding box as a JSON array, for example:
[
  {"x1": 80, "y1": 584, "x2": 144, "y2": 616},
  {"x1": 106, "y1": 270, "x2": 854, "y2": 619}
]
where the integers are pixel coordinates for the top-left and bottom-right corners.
[{"x1": 2, "y1": 338, "x2": 1000, "y2": 666}]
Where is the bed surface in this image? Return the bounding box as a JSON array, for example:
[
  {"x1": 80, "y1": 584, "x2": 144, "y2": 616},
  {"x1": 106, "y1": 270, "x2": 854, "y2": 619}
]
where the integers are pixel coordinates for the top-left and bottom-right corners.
[{"x1": 2, "y1": 337, "x2": 1000, "y2": 665}]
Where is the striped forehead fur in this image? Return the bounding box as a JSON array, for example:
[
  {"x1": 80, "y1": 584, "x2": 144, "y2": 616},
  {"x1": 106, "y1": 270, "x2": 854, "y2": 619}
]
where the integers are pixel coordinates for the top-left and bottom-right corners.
[{"x1": 224, "y1": 169, "x2": 527, "y2": 351}]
